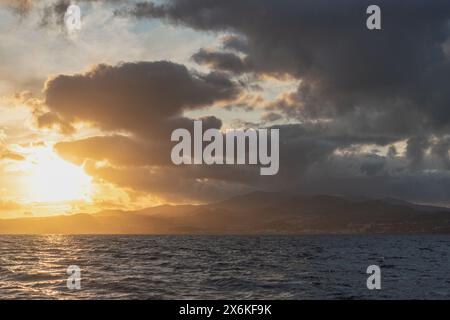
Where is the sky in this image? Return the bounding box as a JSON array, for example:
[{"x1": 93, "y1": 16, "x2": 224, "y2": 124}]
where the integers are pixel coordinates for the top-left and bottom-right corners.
[{"x1": 0, "y1": 0, "x2": 449, "y2": 217}]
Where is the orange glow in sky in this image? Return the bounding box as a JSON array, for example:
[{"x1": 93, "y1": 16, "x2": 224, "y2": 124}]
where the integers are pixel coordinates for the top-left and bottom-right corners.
[{"x1": 25, "y1": 147, "x2": 93, "y2": 203}]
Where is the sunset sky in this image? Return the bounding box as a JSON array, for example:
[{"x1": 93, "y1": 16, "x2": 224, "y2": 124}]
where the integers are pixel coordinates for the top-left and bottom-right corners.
[{"x1": 0, "y1": 0, "x2": 449, "y2": 217}]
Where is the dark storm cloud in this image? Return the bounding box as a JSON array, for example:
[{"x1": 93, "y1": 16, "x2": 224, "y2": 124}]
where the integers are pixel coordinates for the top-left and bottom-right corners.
[
  {"x1": 42, "y1": 61, "x2": 238, "y2": 137},
  {"x1": 406, "y1": 135, "x2": 431, "y2": 169},
  {"x1": 125, "y1": 0, "x2": 450, "y2": 130},
  {"x1": 115, "y1": 0, "x2": 450, "y2": 205},
  {"x1": 270, "y1": 122, "x2": 395, "y2": 183},
  {"x1": 192, "y1": 49, "x2": 248, "y2": 74},
  {"x1": 360, "y1": 155, "x2": 386, "y2": 176},
  {"x1": 432, "y1": 136, "x2": 450, "y2": 170},
  {"x1": 36, "y1": 60, "x2": 239, "y2": 200},
  {"x1": 221, "y1": 35, "x2": 249, "y2": 53}
]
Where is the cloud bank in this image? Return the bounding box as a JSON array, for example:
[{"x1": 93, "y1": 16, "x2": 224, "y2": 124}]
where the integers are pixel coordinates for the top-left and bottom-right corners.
[{"x1": 15, "y1": 0, "x2": 450, "y2": 205}]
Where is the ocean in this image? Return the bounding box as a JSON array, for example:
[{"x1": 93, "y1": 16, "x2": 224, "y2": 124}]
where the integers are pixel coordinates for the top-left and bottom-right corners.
[{"x1": 0, "y1": 235, "x2": 449, "y2": 299}]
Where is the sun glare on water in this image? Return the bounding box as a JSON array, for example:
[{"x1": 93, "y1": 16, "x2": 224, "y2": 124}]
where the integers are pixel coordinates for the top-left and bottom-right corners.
[{"x1": 26, "y1": 147, "x2": 93, "y2": 203}]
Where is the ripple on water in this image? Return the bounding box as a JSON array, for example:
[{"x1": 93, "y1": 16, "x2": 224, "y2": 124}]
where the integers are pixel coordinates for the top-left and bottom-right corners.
[{"x1": 0, "y1": 235, "x2": 449, "y2": 299}]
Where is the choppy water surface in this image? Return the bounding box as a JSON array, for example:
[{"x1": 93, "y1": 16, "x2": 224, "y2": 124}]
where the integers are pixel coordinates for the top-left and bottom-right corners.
[{"x1": 0, "y1": 235, "x2": 449, "y2": 299}]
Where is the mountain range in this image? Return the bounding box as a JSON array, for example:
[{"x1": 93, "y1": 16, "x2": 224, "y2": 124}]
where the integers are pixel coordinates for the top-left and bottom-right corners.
[{"x1": 1, "y1": 192, "x2": 450, "y2": 234}]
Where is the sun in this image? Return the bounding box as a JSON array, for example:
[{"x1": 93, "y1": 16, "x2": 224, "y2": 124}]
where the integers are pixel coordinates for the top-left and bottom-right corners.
[{"x1": 26, "y1": 147, "x2": 93, "y2": 203}]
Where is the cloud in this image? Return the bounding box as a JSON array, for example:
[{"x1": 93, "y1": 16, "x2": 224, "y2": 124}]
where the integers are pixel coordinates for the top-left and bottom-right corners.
[
  {"x1": 260, "y1": 112, "x2": 282, "y2": 123},
  {"x1": 1, "y1": 0, "x2": 123, "y2": 28},
  {"x1": 38, "y1": 0, "x2": 124, "y2": 29},
  {"x1": 431, "y1": 136, "x2": 450, "y2": 170},
  {"x1": 82, "y1": 163, "x2": 254, "y2": 203},
  {"x1": 0, "y1": 200, "x2": 22, "y2": 211},
  {"x1": 37, "y1": 60, "x2": 235, "y2": 174},
  {"x1": 221, "y1": 34, "x2": 249, "y2": 53},
  {"x1": 36, "y1": 60, "x2": 248, "y2": 202},
  {"x1": 18, "y1": 1, "x2": 450, "y2": 205},
  {"x1": 0, "y1": 149, "x2": 25, "y2": 161},
  {"x1": 192, "y1": 49, "x2": 248, "y2": 74},
  {"x1": 360, "y1": 155, "x2": 386, "y2": 176},
  {"x1": 42, "y1": 60, "x2": 450, "y2": 204},
  {"x1": 40, "y1": 61, "x2": 238, "y2": 137},
  {"x1": 55, "y1": 135, "x2": 169, "y2": 166},
  {"x1": 406, "y1": 135, "x2": 431, "y2": 169},
  {"x1": 125, "y1": 0, "x2": 450, "y2": 132},
  {"x1": 0, "y1": 0, "x2": 33, "y2": 16}
]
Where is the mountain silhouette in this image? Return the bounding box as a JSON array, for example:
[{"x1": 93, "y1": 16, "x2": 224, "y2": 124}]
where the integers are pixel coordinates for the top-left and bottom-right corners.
[{"x1": 1, "y1": 192, "x2": 449, "y2": 234}]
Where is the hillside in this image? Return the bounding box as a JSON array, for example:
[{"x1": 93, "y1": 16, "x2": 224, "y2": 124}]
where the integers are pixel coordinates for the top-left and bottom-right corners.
[{"x1": 1, "y1": 192, "x2": 449, "y2": 234}]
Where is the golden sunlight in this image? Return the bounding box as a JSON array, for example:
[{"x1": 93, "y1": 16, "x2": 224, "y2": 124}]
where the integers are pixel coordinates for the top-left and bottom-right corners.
[{"x1": 26, "y1": 147, "x2": 93, "y2": 203}]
